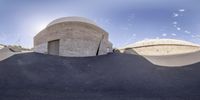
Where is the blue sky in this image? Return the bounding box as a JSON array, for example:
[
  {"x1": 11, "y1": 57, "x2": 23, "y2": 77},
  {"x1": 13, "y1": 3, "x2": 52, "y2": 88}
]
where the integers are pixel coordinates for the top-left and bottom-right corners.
[{"x1": 0, "y1": 0, "x2": 200, "y2": 48}]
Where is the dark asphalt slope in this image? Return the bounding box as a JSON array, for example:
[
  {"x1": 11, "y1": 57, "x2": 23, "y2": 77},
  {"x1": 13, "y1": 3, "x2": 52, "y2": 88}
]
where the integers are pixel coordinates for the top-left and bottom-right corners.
[{"x1": 0, "y1": 52, "x2": 200, "y2": 99}]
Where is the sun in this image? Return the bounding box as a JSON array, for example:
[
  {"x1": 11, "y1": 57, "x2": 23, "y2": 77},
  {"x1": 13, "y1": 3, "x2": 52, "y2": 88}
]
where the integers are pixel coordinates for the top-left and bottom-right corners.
[
  {"x1": 33, "y1": 21, "x2": 48, "y2": 33},
  {"x1": 30, "y1": 20, "x2": 50, "y2": 37}
]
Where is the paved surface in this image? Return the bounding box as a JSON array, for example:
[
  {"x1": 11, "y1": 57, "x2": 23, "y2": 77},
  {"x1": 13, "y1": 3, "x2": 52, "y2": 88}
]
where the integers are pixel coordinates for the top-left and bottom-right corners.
[{"x1": 0, "y1": 52, "x2": 200, "y2": 100}]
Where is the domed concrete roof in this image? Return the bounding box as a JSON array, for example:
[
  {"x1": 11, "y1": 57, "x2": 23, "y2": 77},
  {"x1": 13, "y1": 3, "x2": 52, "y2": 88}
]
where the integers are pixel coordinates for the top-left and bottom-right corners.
[
  {"x1": 123, "y1": 39, "x2": 200, "y2": 48},
  {"x1": 119, "y1": 39, "x2": 200, "y2": 56},
  {"x1": 47, "y1": 16, "x2": 97, "y2": 27}
]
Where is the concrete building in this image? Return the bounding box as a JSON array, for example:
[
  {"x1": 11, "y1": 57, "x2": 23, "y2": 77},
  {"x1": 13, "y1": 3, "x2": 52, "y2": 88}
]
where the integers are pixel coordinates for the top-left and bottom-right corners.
[
  {"x1": 119, "y1": 39, "x2": 200, "y2": 67},
  {"x1": 34, "y1": 17, "x2": 112, "y2": 57},
  {"x1": 119, "y1": 39, "x2": 200, "y2": 56}
]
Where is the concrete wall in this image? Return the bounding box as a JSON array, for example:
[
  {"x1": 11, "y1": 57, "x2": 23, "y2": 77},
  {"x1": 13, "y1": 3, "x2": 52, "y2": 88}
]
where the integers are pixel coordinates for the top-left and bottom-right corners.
[
  {"x1": 119, "y1": 44, "x2": 200, "y2": 67},
  {"x1": 33, "y1": 43, "x2": 48, "y2": 54},
  {"x1": 34, "y1": 21, "x2": 112, "y2": 57},
  {"x1": 0, "y1": 47, "x2": 15, "y2": 61},
  {"x1": 0, "y1": 45, "x2": 4, "y2": 49}
]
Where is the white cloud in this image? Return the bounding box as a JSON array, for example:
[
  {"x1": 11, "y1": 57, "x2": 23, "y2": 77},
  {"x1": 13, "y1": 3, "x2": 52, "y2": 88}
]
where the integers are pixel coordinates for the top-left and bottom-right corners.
[
  {"x1": 128, "y1": 23, "x2": 133, "y2": 26},
  {"x1": 177, "y1": 27, "x2": 181, "y2": 30},
  {"x1": 156, "y1": 37, "x2": 160, "y2": 39},
  {"x1": 196, "y1": 35, "x2": 200, "y2": 38},
  {"x1": 144, "y1": 38, "x2": 150, "y2": 40},
  {"x1": 128, "y1": 13, "x2": 135, "y2": 21},
  {"x1": 179, "y1": 9, "x2": 185, "y2": 12},
  {"x1": 173, "y1": 25, "x2": 177, "y2": 27},
  {"x1": 173, "y1": 21, "x2": 178, "y2": 24},
  {"x1": 121, "y1": 27, "x2": 129, "y2": 30},
  {"x1": 171, "y1": 33, "x2": 177, "y2": 36},
  {"x1": 162, "y1": 33, "x2": 167, "y2": 37},
  {"x1": 131, "y1": 34, "x2": 136, "y2": 37},
  {"x1": 184, "y1": 30, "x2": 191, "y2": 34},
  {"x1": 173, "y1": 13, "x2": 179, "y2": 17}
]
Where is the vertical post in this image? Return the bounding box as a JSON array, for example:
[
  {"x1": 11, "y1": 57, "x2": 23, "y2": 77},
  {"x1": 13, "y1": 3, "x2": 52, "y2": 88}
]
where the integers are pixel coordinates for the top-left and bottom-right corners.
[{"x1": 96, "y1": 34, "x2": 104, "y2": 56}]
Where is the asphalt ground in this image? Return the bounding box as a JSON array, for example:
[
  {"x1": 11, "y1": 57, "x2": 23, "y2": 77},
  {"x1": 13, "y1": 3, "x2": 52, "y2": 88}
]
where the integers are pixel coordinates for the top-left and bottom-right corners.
[{"x1": 0, "y1": 52, "x2": 200, "y2": 100}]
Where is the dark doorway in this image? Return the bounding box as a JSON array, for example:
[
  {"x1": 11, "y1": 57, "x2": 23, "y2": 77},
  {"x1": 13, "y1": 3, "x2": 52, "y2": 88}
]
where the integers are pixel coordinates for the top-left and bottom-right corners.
[{"x1": 48, "y1": 39, "x2": 60, "y2": 56}]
